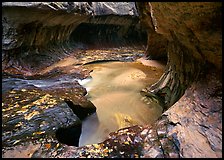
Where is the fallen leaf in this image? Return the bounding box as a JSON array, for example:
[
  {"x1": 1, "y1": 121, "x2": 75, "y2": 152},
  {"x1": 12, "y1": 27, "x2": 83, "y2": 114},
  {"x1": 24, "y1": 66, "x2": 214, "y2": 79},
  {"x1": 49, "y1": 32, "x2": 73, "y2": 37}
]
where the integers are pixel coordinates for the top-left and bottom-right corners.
[
  {"x1": 22, "y1": 104, "x2": 31, "y2": 109},
  {"x1": 134, "y1": 154, "x2": 139, "y2": 158},
  {"x1": 24, "y1": 111, "x2": 40, "y2": 120},
  {"x1": 3, "y1": 107, "x2": 13, "y2": 112},
  {"x1": 16, "y1": 108, "x2": 28, "y2": 114},
  {"x1": 124, "y1": 141, "x2": 130, "y2": 145},
  {"x1": 45, "y1": 143, "x2": 51, "y2": 149},
  {"x1": 93, "y1": 144, "x2": 100, "y2": 149},
  {"x1": 15, "y1": 122, "x2": 23, "y2": 127},
  {"x1": 13, "y1": 140, "x2": 21, "y2": 145},
  {"x1": 32, "y1": 131, "x2": 45, "y2": 135},
  {"x1": 56, "y1": 143, "x2": 60, "y2": 148},
  {"x1": 10, "y1": 90, "x2": 16, "y2": 94},
  {"x1": 14, "y1": 104, "x2": 20, "y2": 108}
]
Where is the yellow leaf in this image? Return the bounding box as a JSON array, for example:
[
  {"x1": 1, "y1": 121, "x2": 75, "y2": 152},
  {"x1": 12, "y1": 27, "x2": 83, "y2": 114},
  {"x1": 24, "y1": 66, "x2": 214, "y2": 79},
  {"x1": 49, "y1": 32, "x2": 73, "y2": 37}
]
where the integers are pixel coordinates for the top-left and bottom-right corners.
[
  {"x1": 89, "y1": 149, "x2": 95, "y2": 153},
  {"x1": 22, "y1": 105, "x2": 31, "y2": 109},
  {"x1": 93, "y1": 144, "x2": 100, "y2": 149},
  {"x1": 4, "y1": 107, "x2": 13, "y2": 111},
  {"x1": 56, "y1": 143, "x2": 60, "y2": 148},
  {"x1": 15, "y1": 122, "x2": 22, "y2": 127},
  {"x1": 17, "y1": 108, "x2": 28, "y2": 114},
  {"x1": 10, "y1": 90, "x2": 16, "y2": 94},
  {"x1": 95, "y1": 149, "x2": 100, "y2": 153},
  {"x1": 24, "y1": 111, "x2": 39, "y2": 120},
  {"x1": 13, "y1": 140, "x2": 21, "y2": 145},
  {"x1": 21, "y1": 89, "x2": 27, "y2": 92},
  {"x1": 124, "y1": 141, "x2": 130, "y2": 145},
  {"x1": 32, "y1": 131, "x2": 45, "y2": 135},
  {"x1": 33, "y1": 101, "x2": 41, "y2": 105}
]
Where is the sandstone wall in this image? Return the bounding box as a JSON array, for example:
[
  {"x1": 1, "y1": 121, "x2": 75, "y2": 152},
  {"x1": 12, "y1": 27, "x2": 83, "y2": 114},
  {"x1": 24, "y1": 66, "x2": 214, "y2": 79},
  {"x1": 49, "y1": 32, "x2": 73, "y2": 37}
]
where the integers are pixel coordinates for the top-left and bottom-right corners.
[
  {"x1": 2, "y1": 2, "x2": 146, "y2": 75},
  {"x1": 137, "y1": 2, "x2": 222, "y2": 108}
]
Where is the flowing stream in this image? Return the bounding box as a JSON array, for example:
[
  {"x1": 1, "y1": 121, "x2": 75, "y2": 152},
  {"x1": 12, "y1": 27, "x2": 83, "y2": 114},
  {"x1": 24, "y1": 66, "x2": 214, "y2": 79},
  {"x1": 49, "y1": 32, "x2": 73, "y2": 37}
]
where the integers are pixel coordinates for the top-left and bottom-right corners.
[
  {"x1": 79, "y1": 60, "x2": 165, "y2": 146},
  {"x1": 2, "y1": 55, "x2": 165, "y2": 149}
]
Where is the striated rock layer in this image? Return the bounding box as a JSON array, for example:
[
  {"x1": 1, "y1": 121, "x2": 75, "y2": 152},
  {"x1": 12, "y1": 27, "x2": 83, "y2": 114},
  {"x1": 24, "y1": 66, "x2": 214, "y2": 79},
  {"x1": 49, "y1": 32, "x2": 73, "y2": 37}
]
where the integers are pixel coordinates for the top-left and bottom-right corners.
[
  {"x1": 2, "y1": 2, "x2": 222, "y2": 158},
  {"x1": 136, "y1": 2, "x2": 222, "y2": 107},
  {"x1": 2, "y1": 2, "x2": 147, "y2": 76},
  {"x1": 136, "y1": 2, "x2": 222, "y2": 158},
  {"x1": 2, "y1": 2, "x2": 147, "y2": 158}
]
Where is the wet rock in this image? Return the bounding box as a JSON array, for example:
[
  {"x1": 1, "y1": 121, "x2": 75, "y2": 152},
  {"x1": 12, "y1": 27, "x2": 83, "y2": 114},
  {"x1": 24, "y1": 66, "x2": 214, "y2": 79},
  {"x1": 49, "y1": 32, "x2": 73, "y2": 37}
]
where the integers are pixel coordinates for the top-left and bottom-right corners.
[
  {"x1": 145, "y1": 147, "x2": 162, "y2": 158},
  {"x1": 137, "y1": 2, "x2": 222, "y2": 108},
  {"x1": 2, "y1": 2, "x2": 146, "y2": 76},
  {"x1": 2, "y1": 88, "x2": 81, "y2": 148},
  {"x1": 2, "y1": 2, "x2": 222, "y2": 159},
  {"x1": 2, "y1": 73, "x2": 96, "y2": 112},
  {"x1": 79, "y1": 48, "x2": 145, "y2": 64},
  {"x1": 2, "y1": 2, "x2": 138, "y2": 16},
  {"x1": 91, "y1": 2, "x2": 138, "y2": 16},
  {"x1": 135, "y1": 116, "x2": 178, "y2": 158},
  {"x1": 2, "y1": 46, "x2": 102, "y2": 157},
  {"x1": 2, "y1": 76, "x2": 96, "y2": 157},
  {"x1": 64, "y1": 99, "x2": 96, "y2": 121},
  {"x1": 56, "y1": 125, "x2": 145, "y2": 158},
  {"x1": 134, "y1": 3, "x2": 222, "y2": 158},
  {"x1": 162, "y1": 70, "x2": 222, "y2": 158}
]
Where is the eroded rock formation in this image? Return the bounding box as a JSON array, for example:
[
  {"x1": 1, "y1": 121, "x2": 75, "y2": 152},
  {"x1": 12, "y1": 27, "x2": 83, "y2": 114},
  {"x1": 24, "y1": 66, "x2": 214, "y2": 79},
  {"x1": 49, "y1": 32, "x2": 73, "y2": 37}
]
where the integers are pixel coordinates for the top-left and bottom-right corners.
[
  {"x1": 136, "y1": 2, "x2": 222, "y2": 108},
  {"x1": 2, "y1": 2, "x2": 222, "y2": 158},
  {"x1": 2, "y1": 2, "x2": 147, "y2": 158},
  {"x1": 2, "y1": 2, "x2": 146, "y2": 76},
  {"x1": 136, "y1": 2, "x2": 222, "y2": 158}
]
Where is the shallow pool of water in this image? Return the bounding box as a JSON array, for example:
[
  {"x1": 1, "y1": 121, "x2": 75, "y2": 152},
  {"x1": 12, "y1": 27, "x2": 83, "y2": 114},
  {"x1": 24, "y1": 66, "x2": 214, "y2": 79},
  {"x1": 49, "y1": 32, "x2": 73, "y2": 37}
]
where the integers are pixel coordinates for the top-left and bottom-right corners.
[{"x1": 79, "y1": 61, "x2": 164, "y2": 146}]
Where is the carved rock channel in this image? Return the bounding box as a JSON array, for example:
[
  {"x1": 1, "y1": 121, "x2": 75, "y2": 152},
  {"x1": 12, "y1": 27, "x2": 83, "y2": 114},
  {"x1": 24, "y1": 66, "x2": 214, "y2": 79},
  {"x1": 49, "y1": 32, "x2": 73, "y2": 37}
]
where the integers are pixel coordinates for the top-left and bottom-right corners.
[{"x1": 2, "y1": 2, "x2": 222, "y2": 158}]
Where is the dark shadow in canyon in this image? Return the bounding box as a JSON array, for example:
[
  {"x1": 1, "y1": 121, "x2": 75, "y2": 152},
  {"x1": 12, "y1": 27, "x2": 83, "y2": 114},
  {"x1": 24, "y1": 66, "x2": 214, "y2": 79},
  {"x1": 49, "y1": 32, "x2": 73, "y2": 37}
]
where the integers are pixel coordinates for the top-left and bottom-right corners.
[
  {"x1": 55, "y1": 98, "x2": 97, "y2": 147},
  {"x1": 64, "y1": 98, "x2": 96, "y2": 121},
  {"x1": 70, "y1": 16, "x2": 147, "y2": 49},
  {"x1": 55, "y1": 123, "x2": 82, "y2": 147}
]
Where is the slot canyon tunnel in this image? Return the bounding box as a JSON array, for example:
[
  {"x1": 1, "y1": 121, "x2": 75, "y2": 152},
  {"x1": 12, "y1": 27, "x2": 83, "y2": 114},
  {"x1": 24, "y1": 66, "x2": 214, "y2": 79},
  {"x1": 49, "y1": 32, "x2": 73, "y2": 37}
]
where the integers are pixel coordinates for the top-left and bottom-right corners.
[{"x1": 2, "y1": 2, "x2": 222, "y2": 158}]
